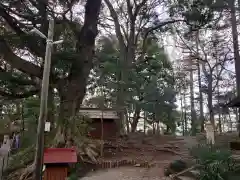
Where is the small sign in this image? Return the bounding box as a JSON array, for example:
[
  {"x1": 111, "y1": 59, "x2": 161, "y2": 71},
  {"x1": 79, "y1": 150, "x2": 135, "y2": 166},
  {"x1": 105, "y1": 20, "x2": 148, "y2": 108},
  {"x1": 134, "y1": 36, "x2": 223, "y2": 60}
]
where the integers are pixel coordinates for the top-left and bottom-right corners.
[{"x1": 45, "y1": 122, "x2": 51, "y2": 132}]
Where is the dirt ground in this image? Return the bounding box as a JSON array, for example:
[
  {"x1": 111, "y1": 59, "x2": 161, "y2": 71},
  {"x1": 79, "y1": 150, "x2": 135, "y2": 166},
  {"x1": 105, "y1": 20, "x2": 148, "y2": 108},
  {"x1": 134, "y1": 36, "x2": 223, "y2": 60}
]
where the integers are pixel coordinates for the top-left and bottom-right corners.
[
  {"x1": 80, "y1": 134, "x2": 198, "y2": 180},
  {"x1": 101, "y1": 134, "x2": 197, "y2": 166},
  {"x1": 80, "y1": 167, "x2": 169, "y2": 180}
]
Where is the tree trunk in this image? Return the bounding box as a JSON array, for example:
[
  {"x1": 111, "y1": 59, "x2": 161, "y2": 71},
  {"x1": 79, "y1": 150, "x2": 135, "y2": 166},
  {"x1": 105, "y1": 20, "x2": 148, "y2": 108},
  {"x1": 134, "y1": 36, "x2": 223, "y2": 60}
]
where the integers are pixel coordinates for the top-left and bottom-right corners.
[
  {"x1": 230, "y1": 0, "x2": 240, "y2": 136},
  {"x1": 235, "y1": 108, "x2": 238, "y2": 127},
  {"x1": 183, "y1": 91, "x2": 187, "y2": 135},
  {"x1": 190, "y1": 70, "x2": 197, "y2": 135},
  {"x1": 195, "y1": 31, "x2": 205, "y2": 132},
  {"x1": 143, "y1": 111, "x2": 146, "y2": 134},
  {"x1": 197, "y1": 62, "x2": 205, "y2": 132},
  {"x1": 216, "y1": 71, "x2": 222, "y2": 133},
  {"x1": 153, "y1": 123, "x2": 156, "y2": 134},
  {"x1": 54, "y1": 0, "x2": 102, "y2": 145},
  {"x1": 157, "y1": 122, "x2": 160, "y2": 135},
  {"x1": 207, "y1": 75, "x2": 215, "y2": 127},
  {"x1": 56, "y1": 77, "x2": 91, "y2": 145},
  {"x1": 131, "y1": 106, "x2": 141, "y2": 132},
  {"x1": 125, "y1": 111, "x2": 130, "y2": 133},
  {"x1": 180, "y1": 91, "x2": 185, "y2": 135}
]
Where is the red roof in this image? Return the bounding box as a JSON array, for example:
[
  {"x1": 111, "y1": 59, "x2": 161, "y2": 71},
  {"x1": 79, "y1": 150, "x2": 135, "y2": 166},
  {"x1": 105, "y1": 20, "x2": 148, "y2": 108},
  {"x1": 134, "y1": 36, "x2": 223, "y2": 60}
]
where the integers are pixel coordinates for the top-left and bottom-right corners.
[{"x1": 43, "y1": 148, "x2": 77, "y2": 164}]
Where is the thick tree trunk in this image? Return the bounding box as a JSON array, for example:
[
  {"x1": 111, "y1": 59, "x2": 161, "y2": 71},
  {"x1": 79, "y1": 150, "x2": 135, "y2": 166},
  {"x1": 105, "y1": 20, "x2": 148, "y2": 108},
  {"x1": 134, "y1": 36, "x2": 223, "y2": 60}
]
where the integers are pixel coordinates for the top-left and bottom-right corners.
[
  {"x1": 55, "y1": 76, "x2": 91, "y2": 146},
  {"x1": 54, "y1": 0, "x2": 102, "y2": 145}
]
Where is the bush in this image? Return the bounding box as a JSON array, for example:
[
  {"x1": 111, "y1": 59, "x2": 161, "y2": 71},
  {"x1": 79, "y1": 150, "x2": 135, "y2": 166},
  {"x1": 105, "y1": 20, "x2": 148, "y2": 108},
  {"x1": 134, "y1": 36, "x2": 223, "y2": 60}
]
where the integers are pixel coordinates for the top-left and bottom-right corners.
[{"x1": 190, "y1": 144, "x2": 237, "y2": 180}]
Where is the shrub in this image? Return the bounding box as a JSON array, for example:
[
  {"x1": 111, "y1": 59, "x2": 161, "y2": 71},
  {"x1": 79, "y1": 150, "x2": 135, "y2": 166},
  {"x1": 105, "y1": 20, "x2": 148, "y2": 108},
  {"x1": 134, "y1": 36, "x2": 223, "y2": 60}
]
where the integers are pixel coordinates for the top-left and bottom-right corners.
[{"x1": 190, "y1": 144, "x2": 237, "y2": 180}]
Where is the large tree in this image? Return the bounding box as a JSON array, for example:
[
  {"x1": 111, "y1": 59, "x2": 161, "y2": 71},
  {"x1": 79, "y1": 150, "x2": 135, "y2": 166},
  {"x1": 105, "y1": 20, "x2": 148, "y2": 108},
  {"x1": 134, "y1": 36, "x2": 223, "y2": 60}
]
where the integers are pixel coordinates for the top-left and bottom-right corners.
[
  {"x1": 0, "y1": 0, "x2": 102, "y2": 143},
  {"x1": 88, "y1": 35, "x2": 177, "y2": 132},
  {"x1": 102, "y1": 0, "x2": 184, "y2": 119}
]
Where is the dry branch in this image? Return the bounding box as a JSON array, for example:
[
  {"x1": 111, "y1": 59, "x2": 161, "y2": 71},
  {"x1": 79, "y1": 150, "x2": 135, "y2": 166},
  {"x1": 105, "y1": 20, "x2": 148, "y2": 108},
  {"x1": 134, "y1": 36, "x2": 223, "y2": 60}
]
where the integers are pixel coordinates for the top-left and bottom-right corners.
[{"x1": 169, "y1": 165, "x2": 199, "y2": 179}]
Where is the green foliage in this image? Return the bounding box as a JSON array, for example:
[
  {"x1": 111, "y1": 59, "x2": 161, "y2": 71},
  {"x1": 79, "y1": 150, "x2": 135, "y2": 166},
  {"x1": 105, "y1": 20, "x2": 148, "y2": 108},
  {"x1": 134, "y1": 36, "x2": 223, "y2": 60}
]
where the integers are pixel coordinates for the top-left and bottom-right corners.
[
  {"x1": 16, "y1": 97, "x2": 40, "y2": 148},
  {"x1": 89, "y1": 35, "x2": 178, "y2": 131},
  {"x1": 68, "y1": 114, "x2": 93, "y2": 137},
  {"x1": 68, "y1": 173, "x2": 78, "y2": 180},
  {"x1": 23, "y1": 97, "x2": 40, "y2": 123},
  {"x1": 68, "y1": 162, "x2": 81, "y2": 180},
  {"x1": 190, "y1": 144, "x2": 237, "y2": 180},
  {"x1": 169, "y1": 0, "x2": 228, "y2": 31}
]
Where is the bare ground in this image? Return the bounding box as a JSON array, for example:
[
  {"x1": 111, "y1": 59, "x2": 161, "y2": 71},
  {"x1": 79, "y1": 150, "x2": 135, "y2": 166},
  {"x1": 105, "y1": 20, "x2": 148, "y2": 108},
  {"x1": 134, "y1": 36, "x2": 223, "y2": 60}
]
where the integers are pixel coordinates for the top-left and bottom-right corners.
[
  {"x1": 79, "y1": 135, "x2": 198, "y2": 180},
  {"x1": 80, "y1": 167, "x2": 169, "y2": 180}
]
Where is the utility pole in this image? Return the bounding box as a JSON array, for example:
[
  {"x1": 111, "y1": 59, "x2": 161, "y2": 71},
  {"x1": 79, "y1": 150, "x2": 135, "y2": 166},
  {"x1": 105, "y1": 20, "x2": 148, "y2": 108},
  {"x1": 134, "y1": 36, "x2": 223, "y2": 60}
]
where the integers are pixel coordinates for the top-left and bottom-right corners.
[{"x1": 29, "y1": 19, "x2": 63, "y2": 180}]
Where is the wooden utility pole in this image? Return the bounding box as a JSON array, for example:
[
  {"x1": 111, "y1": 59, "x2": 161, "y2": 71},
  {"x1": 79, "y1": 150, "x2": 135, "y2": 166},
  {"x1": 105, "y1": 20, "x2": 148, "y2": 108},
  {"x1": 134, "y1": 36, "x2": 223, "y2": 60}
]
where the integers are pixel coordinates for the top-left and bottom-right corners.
[{"x1": 34, "y1": 19, "x2": 54, "y2": 180}]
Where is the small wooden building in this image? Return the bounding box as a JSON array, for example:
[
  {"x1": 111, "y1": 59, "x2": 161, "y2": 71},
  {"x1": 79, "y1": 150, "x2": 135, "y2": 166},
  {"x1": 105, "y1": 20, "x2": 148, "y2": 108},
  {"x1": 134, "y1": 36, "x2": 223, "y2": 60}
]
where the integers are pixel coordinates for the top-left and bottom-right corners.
[
  {"x1": 79, "y1": 108, "x2": 121, "y2": 140},
  {"x1": 43, "y1": 148, "x2": 77, "y2": 180}
]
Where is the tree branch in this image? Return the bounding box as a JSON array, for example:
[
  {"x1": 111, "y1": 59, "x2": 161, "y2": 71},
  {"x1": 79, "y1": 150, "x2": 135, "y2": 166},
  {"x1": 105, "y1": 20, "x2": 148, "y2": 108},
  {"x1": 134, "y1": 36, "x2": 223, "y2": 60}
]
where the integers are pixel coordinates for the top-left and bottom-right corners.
[
  {"x1": 133, "y1": 0, "x2": 148, "y2": 18},
  {"x1": 0, "y1": 37, "x2": 42, "y2": 78},
  {"x1": 0, "y1": 88, "x2": 39, "y2": 99},
  {"x1": 145, "y1": 19, "x2": 185, "y2": 37},
  {"x1": 104, "y1": 0, "x2": 127, "y2": 50},
  {"x1": 0, "y1": 4, "x2": 45, "y2": 57},
  {"x1": 138, "y1": 19, "x2": 185, "y2": 64},
  {"x1": 0, "y1": 71, "x2": 37, "y2": 86}
]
